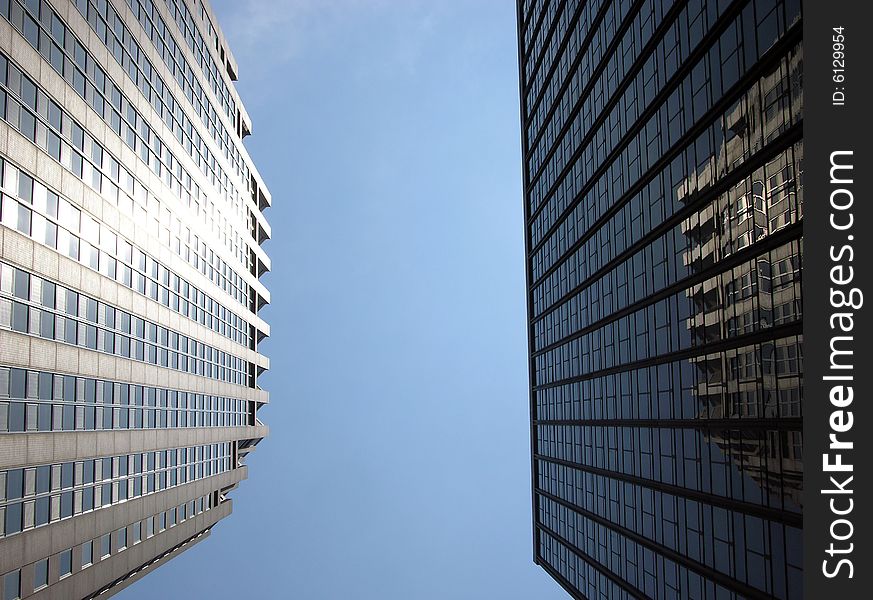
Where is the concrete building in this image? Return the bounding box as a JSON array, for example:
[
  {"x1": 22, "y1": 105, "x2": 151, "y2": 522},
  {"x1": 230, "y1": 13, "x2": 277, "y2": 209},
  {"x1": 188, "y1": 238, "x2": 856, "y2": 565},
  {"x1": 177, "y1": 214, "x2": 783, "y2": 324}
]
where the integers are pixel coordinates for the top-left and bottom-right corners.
[
  {"x1": 516, "y1": 0, "x2": 803, "y2": 598},
  {"x1": 0, "y1": 0, "x2": 270, "y2": 598}
]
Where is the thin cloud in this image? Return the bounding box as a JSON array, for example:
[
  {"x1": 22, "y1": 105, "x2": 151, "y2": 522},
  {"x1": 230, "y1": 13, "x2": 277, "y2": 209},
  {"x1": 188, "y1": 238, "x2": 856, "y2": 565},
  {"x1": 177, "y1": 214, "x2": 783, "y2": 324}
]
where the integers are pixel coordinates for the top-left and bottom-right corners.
[{"x1": 213, "y1": 0, "x2": 441, "y2": 81}]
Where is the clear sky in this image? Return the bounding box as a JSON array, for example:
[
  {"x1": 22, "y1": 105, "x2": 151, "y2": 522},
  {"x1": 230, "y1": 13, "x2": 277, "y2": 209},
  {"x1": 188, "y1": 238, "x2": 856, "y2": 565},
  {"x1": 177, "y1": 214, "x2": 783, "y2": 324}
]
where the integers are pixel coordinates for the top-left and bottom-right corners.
[{"x1": 121, "y1": 1, "x2": 566, "y2": 598}]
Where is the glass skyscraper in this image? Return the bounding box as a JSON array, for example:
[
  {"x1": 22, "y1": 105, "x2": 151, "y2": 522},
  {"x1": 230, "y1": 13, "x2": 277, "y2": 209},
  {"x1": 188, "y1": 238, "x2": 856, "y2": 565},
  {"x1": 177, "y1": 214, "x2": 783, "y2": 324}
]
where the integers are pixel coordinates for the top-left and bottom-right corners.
[
  {"x1": 516, "y1": 0, "x2": 802, "y2": 598},
  {"x1": 0, "y1": 0, "x2": 270, "y2": 598}
]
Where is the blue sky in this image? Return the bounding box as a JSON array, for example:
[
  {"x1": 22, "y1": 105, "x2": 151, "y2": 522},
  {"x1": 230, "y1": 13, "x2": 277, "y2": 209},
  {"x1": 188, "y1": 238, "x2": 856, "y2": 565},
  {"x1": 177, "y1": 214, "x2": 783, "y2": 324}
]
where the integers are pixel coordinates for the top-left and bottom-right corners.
[{"x1": 121, "y1": 1, "x2": 566, "y2": 598}]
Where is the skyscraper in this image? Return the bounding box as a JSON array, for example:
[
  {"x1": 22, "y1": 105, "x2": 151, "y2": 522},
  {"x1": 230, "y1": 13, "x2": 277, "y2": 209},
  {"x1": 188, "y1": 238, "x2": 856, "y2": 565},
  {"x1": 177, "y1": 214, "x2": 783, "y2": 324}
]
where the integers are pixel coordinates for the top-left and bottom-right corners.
[
  {"x1": 0, "y1": 0, "x2": 270, "y2": 597},
  {"x1": 516, "y1": 1, "x2": 802, "y2": 598}
]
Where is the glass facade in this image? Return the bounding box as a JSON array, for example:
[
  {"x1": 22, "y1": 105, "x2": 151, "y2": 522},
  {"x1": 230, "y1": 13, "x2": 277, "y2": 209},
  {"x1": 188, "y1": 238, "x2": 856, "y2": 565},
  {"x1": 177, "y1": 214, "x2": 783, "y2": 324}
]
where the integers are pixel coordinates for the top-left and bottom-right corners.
[
  {"x1": 517, "y1": 0, "x2": 802, "y2": 598},
  {"x1": 0, "y1": 0, "x2": 270, "y2": 597}
]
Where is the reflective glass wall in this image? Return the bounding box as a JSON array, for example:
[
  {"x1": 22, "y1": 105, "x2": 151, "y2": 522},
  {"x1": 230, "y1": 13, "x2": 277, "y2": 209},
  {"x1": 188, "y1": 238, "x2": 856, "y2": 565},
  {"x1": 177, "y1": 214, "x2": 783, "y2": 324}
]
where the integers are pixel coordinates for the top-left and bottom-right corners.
[{"x1": 517, "y1": 1, "x2": 803, "y2": 597}]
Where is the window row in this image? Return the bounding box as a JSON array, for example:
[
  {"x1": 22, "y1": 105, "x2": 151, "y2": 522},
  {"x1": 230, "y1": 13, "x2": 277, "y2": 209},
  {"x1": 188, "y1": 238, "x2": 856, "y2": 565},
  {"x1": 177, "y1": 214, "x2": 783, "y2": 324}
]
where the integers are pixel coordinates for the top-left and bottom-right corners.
[
  {"x1": 0, "y1": 443, "x2": 231, "y2": 538},
  {"x1": 0, "y1": 366, "x2": 254, "y2": 433}
]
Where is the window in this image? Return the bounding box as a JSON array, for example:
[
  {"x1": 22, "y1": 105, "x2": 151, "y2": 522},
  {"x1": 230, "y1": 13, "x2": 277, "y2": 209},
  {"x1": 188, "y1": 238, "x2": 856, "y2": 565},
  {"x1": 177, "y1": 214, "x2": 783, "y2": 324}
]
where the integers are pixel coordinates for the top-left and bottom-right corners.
[
  {"x1": 34, "y1": 497, "x2": 49, "y2": 526},
  {"x1": 61, "y1": 462, "x2": 74, "y2": 489},
  {"x1": 5, "y1": 469, "x2": 23, "y2": 500},
  {"x1": 82, "y1": 541, "x2": 93, "y2": 567},
  {"x1": 2, "y1": 570, "x2": 19, "y2": 600},
  {"x1": 33, "y1": 559, "x2": 48, "y2": 590},
  {"x1": 100, "y1": 533, "x2": 111, "y2": 558},
  {"x1": 10, "y1": 302, "x2": 27, "y2": 333},
  {"x1": 60, "y1": 491, "x2": 73, "y2": 519},
  {"x1": 117, "y1": 527, "x2": 127, "y2": 551},
  {"x1": 12, "y1": 269, "x2": 28, "y2": 300},
  {"x1": 3, "y1": 503, "x2": 21, "y2": 535},
  {"x1": 59, "y1": 549, "x2": 72, "y2": 578}
]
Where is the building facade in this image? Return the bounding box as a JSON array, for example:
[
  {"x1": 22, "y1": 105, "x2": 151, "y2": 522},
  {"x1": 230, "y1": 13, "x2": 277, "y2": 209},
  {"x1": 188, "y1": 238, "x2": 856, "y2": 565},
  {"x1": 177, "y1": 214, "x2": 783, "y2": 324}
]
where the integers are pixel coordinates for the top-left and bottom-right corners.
[
  {"x1": 0, "y1": 0, "x2": 271, "y2": 598},
  {"x1": 516, "y1": 0, "x2": 802, "y2": 598}
]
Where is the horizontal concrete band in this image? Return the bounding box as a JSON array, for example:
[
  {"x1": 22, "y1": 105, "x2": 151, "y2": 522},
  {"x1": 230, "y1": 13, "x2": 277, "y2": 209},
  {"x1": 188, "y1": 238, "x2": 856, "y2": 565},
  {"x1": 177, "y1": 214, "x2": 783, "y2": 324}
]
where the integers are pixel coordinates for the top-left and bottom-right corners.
[{"x1": 0, "y1": 426, "x2": 268, "y2": 470}]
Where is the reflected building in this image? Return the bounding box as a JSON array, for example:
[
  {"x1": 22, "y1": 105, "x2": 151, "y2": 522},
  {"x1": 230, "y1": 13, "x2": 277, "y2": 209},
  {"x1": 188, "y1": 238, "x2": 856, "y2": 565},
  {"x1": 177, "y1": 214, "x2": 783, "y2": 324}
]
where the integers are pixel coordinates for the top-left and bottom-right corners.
[
  {"x1": 0, "y1": 0, "x2": 271, "y2": 598},
  {"x1": 517, "y1": 0, "x2": 802, "y2": 598}
]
